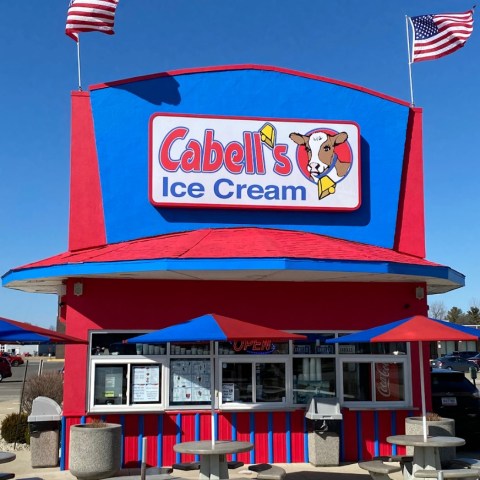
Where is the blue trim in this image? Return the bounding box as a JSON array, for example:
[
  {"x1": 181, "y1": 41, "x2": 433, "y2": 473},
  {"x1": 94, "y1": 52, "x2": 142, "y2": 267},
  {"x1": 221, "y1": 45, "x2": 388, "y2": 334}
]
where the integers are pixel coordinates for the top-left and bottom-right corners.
[
  {"x1": 215, "y1": 412, "x2": 218, "y2": 442},
  {"x1": 157, "y1": 415, "x2": 163, "y2": 468},
  {"x1": 357, "y1": 412, "x2": 363, "y2": 460},
  {"x1": 2, "y1": 258, "x2": 465, "y2": 293},
  {"x1": 391, "y1": 412, "x2": 397, "y2": 456},
  {"x1": 139, "y1": 416, "x2": 144, "y2": 466},
  {"x1": 374, "y1": 412, "x2": 379, "y2": 458},
  {"x1": 231, "y1": 413, "x2": 237, "y2": 461},
  {"x1": 303, "y1": 416, "x2": 308, "y2": 463},
  {"x1": 195, "y1": 414, "x2": 200, "y2": 462},
  {"x1": 286, "y1": 413, "x2": 291, "y2": 463},
  {"x1": 80, "y1": 416, "x2": 86, "y2": 424},
  {"x1": 60, "y1": 417, "x2": 66, "y2": 470},
  {"x1": 268, "y1": 413, "x2": 273, "y2": 463},
  {"x1": 176, "y1": 414, "x2": 182, "y2": 464},
  {"x1": 249, "y1": 413, "x2": 255, "y2": 464},
  {"x1": 120, "y1": 415, "x2": 126, "y2": 468},
  {"x1": 340, "y1": 416, "x2": 344, "y2": 462}
]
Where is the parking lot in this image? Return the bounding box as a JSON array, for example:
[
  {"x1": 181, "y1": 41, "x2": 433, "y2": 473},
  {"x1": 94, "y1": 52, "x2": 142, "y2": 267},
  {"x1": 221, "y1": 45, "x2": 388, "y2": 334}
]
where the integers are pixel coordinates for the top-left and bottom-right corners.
[{"x1": 0, "y1": 358, "x2": 64, "y2": 405}]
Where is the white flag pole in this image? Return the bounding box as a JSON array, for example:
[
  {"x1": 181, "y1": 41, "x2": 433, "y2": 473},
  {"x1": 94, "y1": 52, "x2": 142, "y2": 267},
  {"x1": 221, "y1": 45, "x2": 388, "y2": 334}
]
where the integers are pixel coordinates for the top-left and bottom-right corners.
[
  {"x1": 405, "y1": 15, "x2": 415, "y2": 106},
  {"x1": 76, "y1": 35, "x2": 83, "y2": 91}
]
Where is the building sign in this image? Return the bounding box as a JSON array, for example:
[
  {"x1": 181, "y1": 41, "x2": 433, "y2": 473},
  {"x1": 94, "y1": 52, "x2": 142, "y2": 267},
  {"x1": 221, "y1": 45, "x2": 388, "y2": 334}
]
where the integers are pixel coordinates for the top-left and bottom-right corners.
[{"x1": 150, "y1": 114, "x2": 361, "y2": 210}]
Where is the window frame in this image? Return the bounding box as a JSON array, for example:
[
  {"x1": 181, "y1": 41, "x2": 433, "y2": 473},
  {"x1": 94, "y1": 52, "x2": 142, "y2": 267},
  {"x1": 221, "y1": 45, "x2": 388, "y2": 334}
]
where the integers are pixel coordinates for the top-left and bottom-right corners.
[{"x1": 86, "y1": 329, "x2": 413, "y2": 413}]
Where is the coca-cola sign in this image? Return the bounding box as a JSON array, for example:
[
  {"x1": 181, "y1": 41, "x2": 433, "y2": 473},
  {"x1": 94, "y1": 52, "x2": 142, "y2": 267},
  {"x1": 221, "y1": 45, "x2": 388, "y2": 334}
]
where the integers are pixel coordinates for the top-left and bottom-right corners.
[{"x1": 375, "y1": 362, "x2": 403, "y2": 401}]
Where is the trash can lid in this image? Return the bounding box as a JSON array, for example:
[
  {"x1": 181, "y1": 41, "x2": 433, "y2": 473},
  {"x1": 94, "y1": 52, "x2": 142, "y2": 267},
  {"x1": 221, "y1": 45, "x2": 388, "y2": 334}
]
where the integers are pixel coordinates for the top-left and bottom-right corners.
[
  {"x1": 305, "y1": 396, "x2": 343, "y2": 420},
  {"x1": 27, "y1": 396, "x2": 62, "y2": 422}
]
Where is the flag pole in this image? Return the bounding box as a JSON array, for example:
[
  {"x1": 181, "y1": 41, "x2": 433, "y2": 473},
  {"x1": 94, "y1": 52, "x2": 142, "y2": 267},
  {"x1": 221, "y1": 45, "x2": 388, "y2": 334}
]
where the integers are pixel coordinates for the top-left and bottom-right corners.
[
  {"x1": 76, "y1": 36, "x2": 83, "y2": 91},
  {"x1": 405, "y1": 16, "x2": 415, "y2": 106}
]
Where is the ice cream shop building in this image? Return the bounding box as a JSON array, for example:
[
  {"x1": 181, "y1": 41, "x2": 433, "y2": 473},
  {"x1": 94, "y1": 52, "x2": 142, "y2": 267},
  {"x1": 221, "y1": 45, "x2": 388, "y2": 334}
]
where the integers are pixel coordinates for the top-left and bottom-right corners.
[{"x1": 2, "y1": 65, "x2": 464, "y2": 467}]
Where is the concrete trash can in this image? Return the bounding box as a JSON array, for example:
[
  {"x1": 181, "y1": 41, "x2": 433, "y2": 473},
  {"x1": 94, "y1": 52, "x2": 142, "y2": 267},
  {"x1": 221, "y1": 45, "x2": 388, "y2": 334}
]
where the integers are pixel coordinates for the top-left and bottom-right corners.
[
  {"x1": 305, "y1": 397, "x2": 343, "y2": 466},
  {"x1": 405, "y1": 416, "x2": 456, "y2": 465},
  {"x1": 28, "y1": 396, "x2": 62, "y2": 468}
]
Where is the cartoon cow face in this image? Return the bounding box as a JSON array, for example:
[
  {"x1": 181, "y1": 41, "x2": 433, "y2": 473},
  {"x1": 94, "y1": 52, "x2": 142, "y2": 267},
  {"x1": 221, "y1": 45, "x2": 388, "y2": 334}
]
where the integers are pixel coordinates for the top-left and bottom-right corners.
[{"x1": 289, "y1": 131, "x2": 349, "y2": 181}]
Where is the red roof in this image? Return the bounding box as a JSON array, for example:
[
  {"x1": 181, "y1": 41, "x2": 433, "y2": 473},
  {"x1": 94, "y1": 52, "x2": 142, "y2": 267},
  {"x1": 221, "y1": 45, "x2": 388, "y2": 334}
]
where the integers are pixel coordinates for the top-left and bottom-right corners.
[{"x1": 16, "y1": 227, "x2": 438, "y2": 269}]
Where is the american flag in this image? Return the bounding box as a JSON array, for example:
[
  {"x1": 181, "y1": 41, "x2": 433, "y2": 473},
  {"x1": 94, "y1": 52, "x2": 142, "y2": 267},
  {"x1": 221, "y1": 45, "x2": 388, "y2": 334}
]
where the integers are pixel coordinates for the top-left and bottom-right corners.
[
  {"x1": 66, "y1": 0, "x2": 120, "y2": 41},
  {"x1": 410, "y1": 9, "x2": 474, "y2": 63}
]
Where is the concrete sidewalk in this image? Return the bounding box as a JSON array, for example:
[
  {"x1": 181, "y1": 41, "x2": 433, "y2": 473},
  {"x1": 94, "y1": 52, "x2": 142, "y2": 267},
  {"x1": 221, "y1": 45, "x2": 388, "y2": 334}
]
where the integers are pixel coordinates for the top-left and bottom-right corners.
[{"x1": 6, "y1": 447, "x2": 384, "y2": 480}]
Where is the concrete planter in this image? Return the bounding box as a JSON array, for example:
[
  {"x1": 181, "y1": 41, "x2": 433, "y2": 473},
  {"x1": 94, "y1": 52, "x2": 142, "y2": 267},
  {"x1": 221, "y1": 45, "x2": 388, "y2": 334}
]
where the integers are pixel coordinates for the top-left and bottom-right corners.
[
  {"x1": 69, "y1": 423, "x2": 122, "y2": 480},
  {"x1": 405, "y1": 416, "x2": 456, "y2": 464}
]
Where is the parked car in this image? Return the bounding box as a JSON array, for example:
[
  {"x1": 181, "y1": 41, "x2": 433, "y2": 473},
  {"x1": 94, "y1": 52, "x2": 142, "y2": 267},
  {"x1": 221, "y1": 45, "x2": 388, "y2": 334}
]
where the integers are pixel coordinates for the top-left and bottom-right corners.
[
  {"x1": 0, "y1": 352, "x2": 24, "y2": 367},
  {"x1": 430, "y1": 369, "x2": 480, "y2": 444},
  {"x1": 467, "y1": 353, "x2": 480, "y2": 368},
  {"x1": 430, "y1": 354, "x2": 478, "y2": 373},
  {"x1": 452, "y1": 350, "x2": 478, "y2": 360},
  {"x1": 0, "y1": 357, "x2": 12, "y2": 381}
]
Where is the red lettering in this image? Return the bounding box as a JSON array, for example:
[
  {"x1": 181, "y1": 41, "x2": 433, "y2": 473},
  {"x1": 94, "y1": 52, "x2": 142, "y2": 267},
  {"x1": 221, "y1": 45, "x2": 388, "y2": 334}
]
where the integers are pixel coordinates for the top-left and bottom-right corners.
[
  {"x1": 273, "y1": 144, "x2": 293, "y2": 175},
  {"x1": 203, "y1": 130, "x2": 224, "y2": 172},
  {"x1": 225, "y1": 142, "x2": 244, "y2": 174},
  {"x1": 180, "y1": 139, "x2": 202, "y2": 172},
  {"x1": 253, "y1": 133, "x2": 266, "y2": 174},
  {"x1": 159, "y1": 127, "x2": 188, "y2": 171},
  {"x1": 232, "y1": 341, "x2": 243, "y2": 352},
  {"x1": 244, "y1": 132, "x2": 255, "y2": 174}
]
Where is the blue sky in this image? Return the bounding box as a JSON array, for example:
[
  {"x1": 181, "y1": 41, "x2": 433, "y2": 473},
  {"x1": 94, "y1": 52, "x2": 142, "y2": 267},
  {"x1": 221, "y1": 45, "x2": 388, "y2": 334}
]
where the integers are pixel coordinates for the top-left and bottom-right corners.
[{"x1": 0, "y1": 1, "x2": 478, "y2": 328}]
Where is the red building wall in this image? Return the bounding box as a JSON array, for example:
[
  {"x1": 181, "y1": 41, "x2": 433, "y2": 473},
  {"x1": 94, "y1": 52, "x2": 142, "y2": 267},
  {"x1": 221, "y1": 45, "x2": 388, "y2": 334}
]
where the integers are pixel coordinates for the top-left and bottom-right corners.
[{"x1": 61, "y1": 277, "x2": 426, "y2": 466}]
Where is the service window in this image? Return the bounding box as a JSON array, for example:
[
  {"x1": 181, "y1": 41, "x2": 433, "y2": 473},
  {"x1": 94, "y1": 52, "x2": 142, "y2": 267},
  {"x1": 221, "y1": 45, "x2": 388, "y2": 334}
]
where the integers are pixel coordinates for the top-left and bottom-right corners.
[
  {"x1": 292, "y1": 357, "x2": 336, "y2": 404},
  {"x1": 292, "y1": 333, "x2": 336, "y2": 405},
  {"x1": 93, "y1": 364, "x2": 127, "y2": 406},
  {"x1": 220, "y1": 360, "x2": 286, "y2": 406},
  {"x1": 341, "y1": 360, "x2": 406, "y2": 405},
  {"x1": 90, "y1": 359, "x2": 166, "y2": 412}
]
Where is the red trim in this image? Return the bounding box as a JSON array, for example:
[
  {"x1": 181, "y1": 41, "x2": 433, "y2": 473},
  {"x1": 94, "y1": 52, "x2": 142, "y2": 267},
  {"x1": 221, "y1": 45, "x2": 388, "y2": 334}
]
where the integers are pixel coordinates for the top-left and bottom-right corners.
[
  {"x1": 272, "y1": 412, "x2": 287, "y2": 463},
  {"x1": 342, "y1": 409, "x2": 358, "y2": 460},
  {"x1": 69, "y1": 92, "x2": 106, "y2": 251},
  {"x1": 89, "y1": 64, "x2": 411, "y2": 107},
  {"x1": 218, "y1": 413, "x2": 232, "y2": 443},
  {"x1": 394, "y1": 108, "x2": 425, "y2": 257},
  {"x1": 290, "y1": 410, "x2": 305, "y2": 462},
  {"x1": 362, "y1": 410, "x2": 375, "y2": 459},
  {"x1": 162, "y1": 413, "x2": 178, "y2": 466},
  {"x1": 143, "y1": 415, "x2": 159, "y2": 467},
  {"x1": 124, "y1": 415, "x2": 140, "y2": 467},
  {"x1": 378, "y1": 411, "x2": 393, "y2": 457},
  {"x1": 253, "y1": 413, "x2": 269, "y2": 463},
  {"x1": 235, "y1": 413, "x2": 252, "y2": 464}
]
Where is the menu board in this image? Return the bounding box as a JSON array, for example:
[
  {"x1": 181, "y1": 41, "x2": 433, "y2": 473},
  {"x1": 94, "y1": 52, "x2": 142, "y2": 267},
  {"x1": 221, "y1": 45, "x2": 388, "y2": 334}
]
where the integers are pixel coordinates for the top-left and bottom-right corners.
[
  {"x1": 132, "y1": 365, "x2": 161, "y2": 403},
  {"x1": 171, "y1": 360, "x2": 211, "y2": 403}
]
